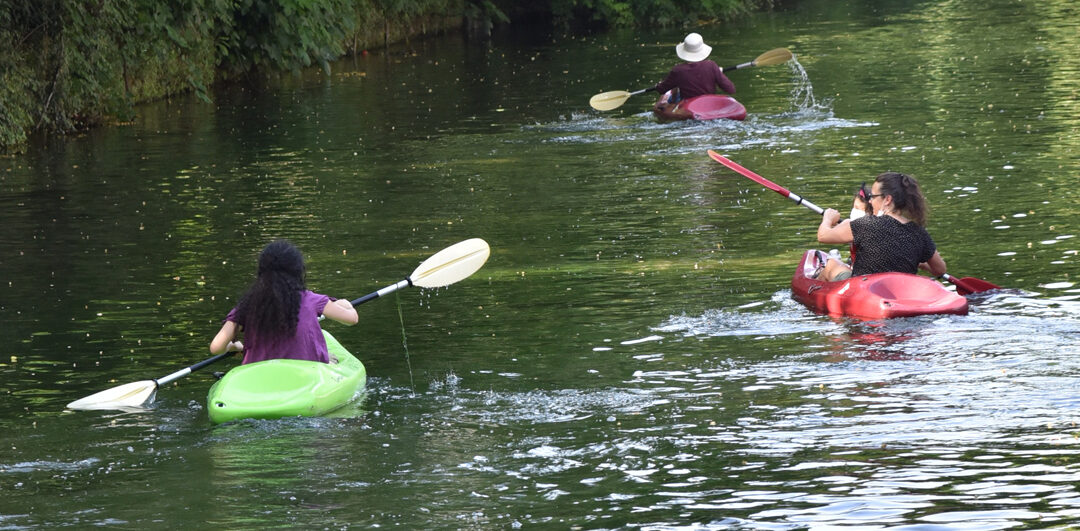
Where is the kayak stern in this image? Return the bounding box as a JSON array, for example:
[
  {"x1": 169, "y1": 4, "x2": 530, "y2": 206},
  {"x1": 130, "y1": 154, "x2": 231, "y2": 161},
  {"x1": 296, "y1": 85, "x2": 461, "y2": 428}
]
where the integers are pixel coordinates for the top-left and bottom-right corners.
[
  {"x1": 653, "y1": 91, "x2": 747, "y2": 122},
  {"x1": 207, "y1": 330, "x2": 366, "y2": 424},
  {"x1": 791, "y1": 250, "x2": 969, "y2": 320}
]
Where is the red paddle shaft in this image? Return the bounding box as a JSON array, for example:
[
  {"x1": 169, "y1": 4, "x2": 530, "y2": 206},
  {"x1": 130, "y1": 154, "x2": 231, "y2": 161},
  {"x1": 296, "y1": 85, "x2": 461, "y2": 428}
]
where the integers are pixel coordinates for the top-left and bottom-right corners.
[
  {"x1": 707, "y1": 150, "x2": 824, "y2": 215},
  {"x1": 706, "y1": 150, "x2": 1000, "y2": 295}
]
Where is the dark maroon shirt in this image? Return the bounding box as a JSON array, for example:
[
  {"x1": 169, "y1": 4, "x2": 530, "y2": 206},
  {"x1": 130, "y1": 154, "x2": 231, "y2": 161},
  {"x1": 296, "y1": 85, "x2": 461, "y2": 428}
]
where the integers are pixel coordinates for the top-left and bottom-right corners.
[{"x1": 654, "y1": 60, "x2": 736, "y2": 100}]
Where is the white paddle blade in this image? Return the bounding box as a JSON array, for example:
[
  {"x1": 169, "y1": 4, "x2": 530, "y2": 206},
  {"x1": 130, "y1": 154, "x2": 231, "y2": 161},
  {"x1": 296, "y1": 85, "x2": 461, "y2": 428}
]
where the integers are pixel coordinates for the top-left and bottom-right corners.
[
  {"x1": 589, "y1": 90, "x2": 632, "y2": 111},
  {"x1": 409, "y1": 238, "x2": 490, "y2": 288},
  {"x1": 66, "y1": 380, "x2": 158, "y2": 410}
]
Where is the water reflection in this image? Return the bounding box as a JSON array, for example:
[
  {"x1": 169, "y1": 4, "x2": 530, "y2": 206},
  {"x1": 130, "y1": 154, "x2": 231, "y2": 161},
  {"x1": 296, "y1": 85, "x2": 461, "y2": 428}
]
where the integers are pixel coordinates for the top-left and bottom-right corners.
[
  {"x1": 351, "y1": 335, "x2": 1080, "y2": 527},
  {"x1": 4, "y1": 0, "x2": 1080, "y2": 527},
  {"x1": 530, "y1": 56, "x2": 875, "y2": 165},
  {"x1": 656, "y1": 291, "x2": 841, "y2": 338}
]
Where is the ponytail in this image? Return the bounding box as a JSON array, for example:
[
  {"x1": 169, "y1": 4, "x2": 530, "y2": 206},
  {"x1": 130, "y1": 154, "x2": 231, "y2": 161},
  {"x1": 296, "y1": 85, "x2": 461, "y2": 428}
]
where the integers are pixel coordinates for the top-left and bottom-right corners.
[{"x1": 875, "y1": 172, "x2": 928, "y2": 226}]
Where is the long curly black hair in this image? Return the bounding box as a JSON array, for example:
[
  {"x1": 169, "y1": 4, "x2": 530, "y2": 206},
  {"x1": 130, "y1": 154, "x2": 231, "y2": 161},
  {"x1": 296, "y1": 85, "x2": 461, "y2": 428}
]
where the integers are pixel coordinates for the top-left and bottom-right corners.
[{"x1": 234, "y1": 240, "x2": 306, "y2": 341}]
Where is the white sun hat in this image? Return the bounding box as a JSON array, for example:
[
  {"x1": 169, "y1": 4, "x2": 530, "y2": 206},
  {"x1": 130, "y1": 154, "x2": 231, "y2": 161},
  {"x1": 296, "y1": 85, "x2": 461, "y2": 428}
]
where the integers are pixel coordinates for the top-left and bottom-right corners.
[{"x1": 676, "y1": 33, "x2": 712, "y2": 62}]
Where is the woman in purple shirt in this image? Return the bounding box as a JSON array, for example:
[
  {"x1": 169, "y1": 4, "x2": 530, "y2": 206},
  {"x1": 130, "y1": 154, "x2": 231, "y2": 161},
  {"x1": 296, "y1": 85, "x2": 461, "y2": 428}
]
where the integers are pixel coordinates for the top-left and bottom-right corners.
[
  {"x1": 652, "y1": 33, "x2": 736, "y2": 115},
  {"x1": 210, "y1": 240, "x2": 357, "y2": 364}
]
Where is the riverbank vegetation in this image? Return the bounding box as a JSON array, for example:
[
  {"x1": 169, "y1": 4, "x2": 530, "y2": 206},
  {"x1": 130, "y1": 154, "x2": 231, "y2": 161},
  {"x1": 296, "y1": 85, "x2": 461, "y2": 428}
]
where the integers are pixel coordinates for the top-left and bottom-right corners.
[{"x1": 0, "y1": 0, "x2": 764, "y2": 152}]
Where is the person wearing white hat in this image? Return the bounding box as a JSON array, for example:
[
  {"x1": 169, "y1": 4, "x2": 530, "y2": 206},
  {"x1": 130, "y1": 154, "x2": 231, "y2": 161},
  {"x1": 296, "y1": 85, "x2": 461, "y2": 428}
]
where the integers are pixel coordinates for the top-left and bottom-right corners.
[{"x1": 651, "y1": 33, "x2": 735, "y2": 117}]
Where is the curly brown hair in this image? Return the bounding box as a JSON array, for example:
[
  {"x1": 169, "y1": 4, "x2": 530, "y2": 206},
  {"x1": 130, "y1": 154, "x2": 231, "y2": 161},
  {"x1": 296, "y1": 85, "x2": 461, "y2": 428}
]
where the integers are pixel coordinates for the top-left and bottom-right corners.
[{"x1": 875, "y1": 172, "x2": 928, "y2": 226}]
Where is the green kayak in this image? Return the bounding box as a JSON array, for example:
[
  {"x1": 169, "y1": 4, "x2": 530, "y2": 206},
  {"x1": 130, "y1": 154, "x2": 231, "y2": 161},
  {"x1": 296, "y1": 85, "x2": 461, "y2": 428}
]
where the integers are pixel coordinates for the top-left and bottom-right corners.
[{"x1": 207, "y1": 329, "x2": 366, "y2": 424}]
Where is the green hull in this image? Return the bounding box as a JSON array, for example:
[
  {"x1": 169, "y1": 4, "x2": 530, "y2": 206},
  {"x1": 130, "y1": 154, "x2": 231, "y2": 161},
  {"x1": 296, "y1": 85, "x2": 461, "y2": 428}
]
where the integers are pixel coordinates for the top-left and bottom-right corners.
[{"x1": 207, "y1": 329, "x2": 366, "y2": 424}]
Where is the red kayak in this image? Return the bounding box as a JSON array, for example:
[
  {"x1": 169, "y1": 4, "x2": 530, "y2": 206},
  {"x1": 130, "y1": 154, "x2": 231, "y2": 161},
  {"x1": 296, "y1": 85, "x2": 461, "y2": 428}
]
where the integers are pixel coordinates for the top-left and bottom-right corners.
[
  {"x1": 791, "y1": 250, "x2": 969, "y2": 320},
  {"x1": 653, "y1": 90, "x2": 747, "y2": 122}
]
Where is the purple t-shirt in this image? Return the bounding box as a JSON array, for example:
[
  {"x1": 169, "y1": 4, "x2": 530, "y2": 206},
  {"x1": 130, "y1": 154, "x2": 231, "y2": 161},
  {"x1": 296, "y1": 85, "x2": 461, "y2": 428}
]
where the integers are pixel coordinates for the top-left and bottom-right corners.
[
  {"x1": 654, "y1": 60, "x2": 736, "y2": 100},
  {"x1": 226, "y1": 290, "x2": 331, "y2": 364}
]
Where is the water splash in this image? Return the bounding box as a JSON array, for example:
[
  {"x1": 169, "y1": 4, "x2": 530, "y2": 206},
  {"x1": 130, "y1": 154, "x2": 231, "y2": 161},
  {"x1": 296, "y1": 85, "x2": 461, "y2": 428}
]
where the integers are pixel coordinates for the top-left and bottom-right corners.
[{"x1": 787, "y1": 56, "x2": 830, "y2": 113}]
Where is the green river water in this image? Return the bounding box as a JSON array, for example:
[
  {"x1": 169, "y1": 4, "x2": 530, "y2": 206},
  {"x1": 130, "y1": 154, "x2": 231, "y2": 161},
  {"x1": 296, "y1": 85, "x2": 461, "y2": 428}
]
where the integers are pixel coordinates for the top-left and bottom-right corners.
[{"x1": 3, "y1": 0, "x2": 1080, "y2": 527}]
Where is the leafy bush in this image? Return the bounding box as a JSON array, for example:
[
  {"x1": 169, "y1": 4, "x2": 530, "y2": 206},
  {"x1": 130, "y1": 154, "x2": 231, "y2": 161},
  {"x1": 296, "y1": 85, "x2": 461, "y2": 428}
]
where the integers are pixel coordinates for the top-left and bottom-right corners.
[
  {"x1": 0, "y1": 0, "x2": 760, "y2": 151},
  {"x1": 550, "y1": 0, "x2": 761, "y2": 29}
]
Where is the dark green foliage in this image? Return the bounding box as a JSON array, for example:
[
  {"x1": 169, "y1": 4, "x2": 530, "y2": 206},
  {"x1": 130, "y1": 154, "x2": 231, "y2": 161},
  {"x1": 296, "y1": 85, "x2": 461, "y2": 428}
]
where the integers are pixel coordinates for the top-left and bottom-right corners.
[
  {"x1": 550, "y1": 0, "x2": 762, "y2": 29},
  {"x1": 218, "y1": 0, "x2": 355, "y2": 76},
  {"x1": 0, "y1": 4, "x2": 38, "y2": 148},
  {"x1": 0, "y1": 0, "x2": 230, "y2": 148},
  {"x1": 0, "y1": 0, "x2": 761, "y2": 151},
  {"x1": 0, "y1": 0, "x2": 363, "y2": 150}
]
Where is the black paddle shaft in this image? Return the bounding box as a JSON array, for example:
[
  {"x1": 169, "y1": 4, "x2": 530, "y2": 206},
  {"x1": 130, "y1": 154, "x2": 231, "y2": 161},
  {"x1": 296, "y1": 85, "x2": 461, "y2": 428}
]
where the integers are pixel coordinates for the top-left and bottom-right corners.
[{"x1": 349, "y1": 278, "x2": 412, "y2": 307}]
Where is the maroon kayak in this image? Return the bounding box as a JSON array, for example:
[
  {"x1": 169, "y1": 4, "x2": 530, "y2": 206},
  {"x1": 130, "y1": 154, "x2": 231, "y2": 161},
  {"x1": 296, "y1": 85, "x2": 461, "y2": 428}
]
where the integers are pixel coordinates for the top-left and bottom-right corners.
[
  {"x1": 791, "y1": 250, "x2": 969, "y2": 320},
  {"x1": 653, "y1": 90, "x2": 747, "y2": 122}
]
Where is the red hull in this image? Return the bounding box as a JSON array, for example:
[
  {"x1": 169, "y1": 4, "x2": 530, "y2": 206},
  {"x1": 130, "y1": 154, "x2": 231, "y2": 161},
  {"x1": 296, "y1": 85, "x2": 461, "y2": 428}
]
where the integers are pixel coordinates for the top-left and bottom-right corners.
[
  {"x1": 791, "y1": 250, "x2": 969, "y2": 320},
  {"x1": 653, "y1": 91, "x2": 747, "y2": 122}
]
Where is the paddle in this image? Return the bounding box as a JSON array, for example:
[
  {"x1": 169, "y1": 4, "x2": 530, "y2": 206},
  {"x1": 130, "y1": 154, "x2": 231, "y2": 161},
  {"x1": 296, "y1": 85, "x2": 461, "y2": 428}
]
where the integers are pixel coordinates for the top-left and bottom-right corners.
[
  {"x1": 65, "y1": 352, "x2": 239, "y2": 411},
  {"x1": 66, "y1": 238, "x2": 492, "y2": 410},
  {"x1": 589, "y1": 48, "x2": 793, "y2": 111},
  {"x1": 706, "y1": 150, "x2": 1000, "y2": 294},
  {"x1": 348, "y1": 237, "x2": 490, "y2": 305},
  {"x1": 589, "y1": 88, "x2": 650, "y2": 112},
  {"x1": 721, "y1": 47, "x2": 793, "y2": 72},
  {"x1": 938, "y1": 273, "x2": 1000, "y2": 296},
  {"x1": 707, "y1": 150, "x2": 824, "y2": 214}
]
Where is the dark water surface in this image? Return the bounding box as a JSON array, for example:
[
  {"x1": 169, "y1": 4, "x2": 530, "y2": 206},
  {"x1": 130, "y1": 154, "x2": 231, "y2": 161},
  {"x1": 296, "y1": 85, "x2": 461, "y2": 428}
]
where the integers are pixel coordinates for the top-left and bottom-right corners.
[{"x1": 3, "y1": 0, "x2": 1080, "y2": 527}]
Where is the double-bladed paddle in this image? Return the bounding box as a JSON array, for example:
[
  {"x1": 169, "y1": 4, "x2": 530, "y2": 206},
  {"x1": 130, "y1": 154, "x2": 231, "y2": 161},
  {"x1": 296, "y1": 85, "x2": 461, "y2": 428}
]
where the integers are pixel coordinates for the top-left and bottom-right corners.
[
  {"x1": 588, "y1": 88, "x2": 652, "y2": 112},
  {"x1": 721, "y1": 47, "x2": 794, "y2": 73},
  {"x1": 706, "y1": 150, "x2": 1000, "y2": 295},
  {"x1": 66, "y1": 238, "x2": 491, "y2": 410},
  {"x1": 937, "y1": 273, "x2": 1000, "y2": 296},
  {"x1": 588, "y1": 47, "x2": 793, "y2": 111}
]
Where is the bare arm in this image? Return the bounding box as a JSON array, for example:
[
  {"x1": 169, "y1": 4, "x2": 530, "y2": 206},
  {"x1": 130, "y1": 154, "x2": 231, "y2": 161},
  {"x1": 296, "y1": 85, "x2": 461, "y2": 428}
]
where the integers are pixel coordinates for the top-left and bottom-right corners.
[
  {"x1": 210, "y1": 320, "x2": 243, "y2": 355},
  {"x1": 322, "y1": 298, "x2": 358, "y2": 326},
  {"x1": 817, "y1": 209, "x2": 854, "y2": 244},
  {"x1": 920, "y1": 251, "x2": 947, "y2": 277}
]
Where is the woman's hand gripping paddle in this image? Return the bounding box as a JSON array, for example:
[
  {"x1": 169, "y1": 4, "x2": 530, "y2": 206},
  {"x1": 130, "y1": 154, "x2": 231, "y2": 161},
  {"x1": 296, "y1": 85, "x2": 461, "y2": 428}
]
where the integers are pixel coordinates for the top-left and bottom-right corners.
[
  {"x1": 66, "y1": 238, "x2": 492, "y2": 410},
  {"x1": 706, "y1": 150, "x2": 1000, "y2": 294}
]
